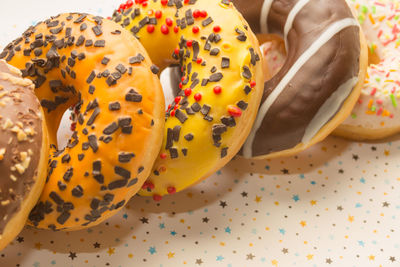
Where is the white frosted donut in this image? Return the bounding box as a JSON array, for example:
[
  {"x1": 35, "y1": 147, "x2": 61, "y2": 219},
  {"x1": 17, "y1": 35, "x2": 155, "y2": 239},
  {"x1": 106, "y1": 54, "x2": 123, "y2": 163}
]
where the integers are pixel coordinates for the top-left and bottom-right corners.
[{"x1": 335, "y1": 0, "x2": 400, "y2": 140}]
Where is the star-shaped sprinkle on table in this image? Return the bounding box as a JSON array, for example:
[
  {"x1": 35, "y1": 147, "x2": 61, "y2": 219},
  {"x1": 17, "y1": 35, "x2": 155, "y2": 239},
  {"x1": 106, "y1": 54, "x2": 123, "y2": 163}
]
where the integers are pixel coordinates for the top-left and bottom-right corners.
[
  {"x1": 140, "y1": 217, "x2": 149, "y2": 224},
  {"x1": 68, "y1": 252, "x2": 77, "y2": 260}
]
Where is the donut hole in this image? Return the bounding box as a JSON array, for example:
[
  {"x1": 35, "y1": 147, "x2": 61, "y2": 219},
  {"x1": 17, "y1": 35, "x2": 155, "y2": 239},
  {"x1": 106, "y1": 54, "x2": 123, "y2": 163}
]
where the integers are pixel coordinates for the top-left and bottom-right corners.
[
  {"x1": 256, "y1": 34, "x2": 287, "y2": 82},
  {"x1": 56, "y1": 105, "x2": 80, "y2": 149},
  {"x1": 160, "y1": 66, "x2": 179, "y2": 106}
]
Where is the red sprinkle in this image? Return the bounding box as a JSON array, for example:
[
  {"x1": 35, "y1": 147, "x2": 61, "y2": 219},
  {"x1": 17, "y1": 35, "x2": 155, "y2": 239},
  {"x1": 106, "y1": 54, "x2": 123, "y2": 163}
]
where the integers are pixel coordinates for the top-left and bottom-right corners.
[
  {"x1": 160, "y1": 153, "x2": 167, "y2": 159},
  {"x1": 173, "y1": 26, "x2": 179, "y2": 33},
  {"x1": 166, "y1": 18, "x2": 173, "y2": 27},
  {"x1": 192, "y1": 26, "x2": 200, "y2": 34},
  {"x1": 153, "y1": 194, "x2": 162, "y2": 202},
  {"x1": 174, "y1": 48, "x2": 180, "y2": 55},
  {"x1": 200, "y1": 10, "x2": 207, "y2": 18},
  {"x1": 377, "y1": 107, "x2": 383, "y2": 116},
  {"x1": 185, "y1": 88, "x2": 192, "y2": 96},
  {"x1": 161, "y1": 0, "x2": 168, "y2": 5},
  {"x1": 142, "y1": 181, "x2": 155, "y2": 190},
  {"x1": 142, "y1": 1, "x2": 148, "y2": 7},
  {"x1": 155, "y1": 10, "x2": 162, "y2": 19},
  {"x1": 170, "y1": 110, "x2": 176, "y2": 117},
  {"x1": 213, "y1": 25, "x2": 221, "y2": 32},
  {"x1": 194, "y1": 93, "x2": 202, "y2": 101},
  {"x1": 126, "y1": 0, "x2": 133, "y2": 8},
  {"x1": 161, "y1": 25, "x2": 169, "y2": 34},
  {"x1": 147, "y1": 25, "x2": 155, "y2": 33},
  {"x1": 213, "y1": 86, "x2": 222, "y2": 94},
  {"x1": 167, "y1": 186, "x2": 177, "y2": 195},
  {"x1": 196, "y1": 58, "x2": 203, "y2": 64},
  {"x1": 186, "y1": 40, "x2": 193, "y2": 47},
  {"x1": 70, "y1": 122, "x2": 76, "y2": 131},
  {"x1": 228, "y1": 105, "x2": 242, "y2": 117},
  {"x1": 193, "y1": 10, "x2": 201, "y2": 18},
  {"x1": 181, "y1": 76, "x2": 186, "y2": 82},
  {"x1": 250, "y1": 81, "x2": 256, "y2": 88},
  {"x1": 179, "y1": 82, "x2": 183, "y2": 89},
  {"x1": 184, "y1": 0, "x2": 189, "y2": 3},
  {"x1": 174, "y1": 96, "x2": 182, "y2": 104}
]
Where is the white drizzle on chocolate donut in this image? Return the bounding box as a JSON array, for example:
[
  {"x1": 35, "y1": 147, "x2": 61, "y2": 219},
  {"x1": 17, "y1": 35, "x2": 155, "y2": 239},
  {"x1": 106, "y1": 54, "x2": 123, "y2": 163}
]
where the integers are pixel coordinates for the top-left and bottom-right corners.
[
  {"x1": 243, "y1": 17, "x2": 359, "y2": 157},
  {"x1": 260, "y1": 0, "x2": 273, "y2": 34},
  {"x1": 230, "y1": 0, "x2": 364, "y2": 158}
]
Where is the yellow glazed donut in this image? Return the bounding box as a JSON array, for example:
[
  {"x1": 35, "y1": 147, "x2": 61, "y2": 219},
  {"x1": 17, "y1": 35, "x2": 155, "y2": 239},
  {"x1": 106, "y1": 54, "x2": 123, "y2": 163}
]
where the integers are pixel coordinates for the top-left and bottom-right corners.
[
  {"x1": 112, "y1": 0, "x2": 264, "y2": 200},
  {"x1": 0, "y1": 60, "x2": 48, "y2": 250},
  {"x1": 1, "y1": 13, "x2": 165, "y2": 230},
  {"x1": 334, "y1": 0, "x2": 400, "y2": 140}
]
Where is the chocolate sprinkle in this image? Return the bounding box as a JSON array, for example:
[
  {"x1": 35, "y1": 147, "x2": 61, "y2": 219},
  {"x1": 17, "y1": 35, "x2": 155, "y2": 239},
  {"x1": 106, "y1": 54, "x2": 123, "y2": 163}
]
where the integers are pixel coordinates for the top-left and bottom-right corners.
[
  {"x1": 169, "y1": 148, "x2": 178, "y2": 159},
  {"x1": 151, "y1": 65, "x2": 160, "y2": 74},
  {"x1": 92, "y1": 25, "x2": 103, "y2": 36},
  {"x1": 86, "y1": 107, "x2": 100, "y2": 126},
  {"x1": 242, "y1": 66, "x2": 252, "y2": 79},
  {"x1": 103, "y1": 122, "x2": 119, "y2": 135},
  {"x1": 108, "y1": 179, "x2": 128, "y2": 190},
  {"x1": 184, "y1": 133, "x2": 194, "y2": 141},
  {"x1": 118, "y1": 152, "x2": 135, "y2": 163},
  {"x1": 63, "y1": 168, "x2": 73, "y2": 182},
  {"x1": 94, "y1": 40, "x2": 105, "y2": 47},
  {"x1": 109, "y1": 101, "x2": 121, "y2": 111},
  {"x1": 175, "y1": 109, "x2": 188, "y2": 124},
  {"x1": 71, "y1": 185, "x2": 84, "y2": 198},
  {"x1": 221, "y1": 147, "x2": 228, "y2": 158},
  {"x1": 209, "y1": 72, "x2": 223, "y2": 82},
  {"x1": 88, "y1": 135, "x2": 99, "y2": 153},
  {"x1": 221, "y1": 57, "x2": 230, "y2": 69},
  {"x1": 129, "y1": 53, "x2": 144, "y2": 64},
  {"x1": 125, "y1": 88, "x2": 142, "y2": 102},
  {"x1": 101, "y1": 57, "x2": 110, "y2": 65},
  {"x1": 237, "y1": 100, "x2": 248, "y2": 110},
  {"x1": 115, "y1": 166, "x2": 131, "y2": 179}
]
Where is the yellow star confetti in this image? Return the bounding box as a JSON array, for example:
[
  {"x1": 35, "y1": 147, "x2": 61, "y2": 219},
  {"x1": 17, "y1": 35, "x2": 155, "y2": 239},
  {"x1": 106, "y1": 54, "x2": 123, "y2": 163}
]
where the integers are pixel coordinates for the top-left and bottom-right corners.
[
  {"x1": 369, "y1": 255, "x2": 375, "y2": 260},
  {"x1": 107, "y1": 247, "x2": 115, "y2": 256},
  {"x1": 167, "y1": 252, "x2": 175, "y2": 259}
]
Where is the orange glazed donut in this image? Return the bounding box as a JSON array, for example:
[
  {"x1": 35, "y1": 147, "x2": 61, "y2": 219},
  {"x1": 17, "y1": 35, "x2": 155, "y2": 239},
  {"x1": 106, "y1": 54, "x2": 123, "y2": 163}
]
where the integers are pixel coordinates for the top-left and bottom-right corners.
[
  {"x1": 112, "y1": 0, "x2": 264, "y2": 200},
  {"x1": 1, "y1": 13, "x2": 165, "y2": 230},
  {"x1": 0, "y1": 60, "x2": 48, "y2": 250}
]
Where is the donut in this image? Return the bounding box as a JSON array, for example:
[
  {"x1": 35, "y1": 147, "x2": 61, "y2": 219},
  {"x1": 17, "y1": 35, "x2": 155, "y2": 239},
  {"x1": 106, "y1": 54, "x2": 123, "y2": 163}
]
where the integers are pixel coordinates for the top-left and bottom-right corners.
[
  {"x1": 112, "y1": 0, "x2": 264, "y2": 199},
  {"x1": 0, "y1": 60, "x2": 48, "y2": 250},
  {"x1": 224, "y1": 0, "x2": 367, "y2": 159},
  {"x1": 0, "y1": 13, "x2": 165, "y2": 230},
  {"x1": 334, "y1": 0, "x2": 400, "y2": 140}
]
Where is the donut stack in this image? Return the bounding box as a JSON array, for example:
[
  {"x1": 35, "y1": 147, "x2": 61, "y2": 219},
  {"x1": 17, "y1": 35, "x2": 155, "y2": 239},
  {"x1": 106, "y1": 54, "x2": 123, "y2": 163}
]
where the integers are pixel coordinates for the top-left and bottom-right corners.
[{"x1": 1, "y1": 0, "x2": 397, "y2": 251}]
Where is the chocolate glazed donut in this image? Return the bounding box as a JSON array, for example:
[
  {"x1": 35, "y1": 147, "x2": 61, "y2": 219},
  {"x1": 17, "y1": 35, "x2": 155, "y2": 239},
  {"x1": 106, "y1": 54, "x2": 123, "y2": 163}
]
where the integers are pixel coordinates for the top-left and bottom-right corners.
[{"x1": 234, "y1": 0, "x2": 367, "y2": 158}]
